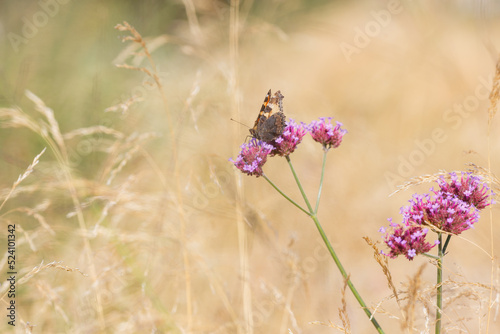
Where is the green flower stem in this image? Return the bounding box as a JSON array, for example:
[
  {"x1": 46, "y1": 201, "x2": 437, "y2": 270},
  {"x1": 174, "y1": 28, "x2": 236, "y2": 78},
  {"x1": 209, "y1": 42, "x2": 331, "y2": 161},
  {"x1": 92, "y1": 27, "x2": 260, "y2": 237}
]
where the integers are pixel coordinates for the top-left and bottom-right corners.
[
  {"x1": 311, "y1": 213, "x2": 384, "y2": 333},
  {"x1": 442, "y1": 234, "x2": 452, "y2": 254},
  {"x1": 422, "y1": 253, "x2": 440, "y2": 260},
  {"x1": 435, "y1": 232, "x2": 443, "y2": 334},
  {"x1": 262, "y1": 174, "x2": 310, "y2": 216},
  {"x1": 314, "y1": 150, "x2": 327, "y2": 214},
  {"x1": 284, "y1": 155, "x2": 385, "y2": 334},
  {"x1": 285, "y1": 156, "x2": 314, "y2": 213}
]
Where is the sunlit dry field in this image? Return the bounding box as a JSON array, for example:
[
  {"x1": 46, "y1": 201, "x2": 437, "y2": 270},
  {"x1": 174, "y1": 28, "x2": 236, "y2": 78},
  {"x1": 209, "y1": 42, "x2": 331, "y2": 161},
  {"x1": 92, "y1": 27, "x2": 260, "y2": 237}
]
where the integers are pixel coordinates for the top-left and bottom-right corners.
[{"x1": 1, "y1": 1, "x2": 500, "y2": 333}]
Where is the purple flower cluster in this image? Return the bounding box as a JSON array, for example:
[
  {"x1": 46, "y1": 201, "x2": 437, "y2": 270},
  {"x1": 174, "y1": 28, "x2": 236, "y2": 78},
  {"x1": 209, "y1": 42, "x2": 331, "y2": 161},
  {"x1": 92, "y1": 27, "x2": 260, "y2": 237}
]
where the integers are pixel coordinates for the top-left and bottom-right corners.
[
  {"x1": 308, "y1": 117, "x2": 347, "y2": 151},
  {"x1": 270, "y1": 119, "x2": 307, "y2": 157},
  {"x1": 381, "y1": 172, "x2": 492, "y2": 260},
  {"x1": 437, "y1": 172, "x2": 491, "y2": 210},
  {"x1": 229, "y1": 140, "x2": 274, "y2": 177},
  {"x1": 230, "y1": 117, "x2": 346, "y2": 176},
  {"x1": 380, "y1": 219, "x2": 437, "y2": 260},
  {"x1": 402, "y1": 192, "x2": 479, "y2": 235}
]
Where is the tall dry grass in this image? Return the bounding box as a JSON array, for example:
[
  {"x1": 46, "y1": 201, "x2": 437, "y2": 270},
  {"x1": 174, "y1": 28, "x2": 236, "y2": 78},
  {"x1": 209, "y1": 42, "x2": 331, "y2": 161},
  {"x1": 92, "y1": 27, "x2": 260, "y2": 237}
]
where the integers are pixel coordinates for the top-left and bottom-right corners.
[{"x1": 1, "y1": 1, "x2": 500, "y2": 333}]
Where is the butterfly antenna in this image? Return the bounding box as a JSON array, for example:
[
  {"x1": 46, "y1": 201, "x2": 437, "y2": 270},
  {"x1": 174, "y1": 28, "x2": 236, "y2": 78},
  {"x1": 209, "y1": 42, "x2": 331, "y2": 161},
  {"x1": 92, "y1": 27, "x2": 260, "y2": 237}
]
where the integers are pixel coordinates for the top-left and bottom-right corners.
[{"x1": 230, "y1": 118, "x2": 250, "y2": 129}]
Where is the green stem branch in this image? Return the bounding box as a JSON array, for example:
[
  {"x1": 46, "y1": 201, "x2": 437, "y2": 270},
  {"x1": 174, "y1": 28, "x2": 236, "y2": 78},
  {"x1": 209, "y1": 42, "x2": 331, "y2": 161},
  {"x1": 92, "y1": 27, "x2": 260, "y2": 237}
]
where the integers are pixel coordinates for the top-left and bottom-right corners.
[
  {"x1": 442, "y1": 234, "x2": 452, "y2": 255},
  {"x1": 435, "y1": 232, "x2": 443, "y2": 334},
  {"x1": 311, "y1": 213, "x2": 384, "y2": 333},
  {"x1": 284, "y1": 155, "x2": 385, "y2": 334},
  {"x1": 285, "y1": 156, "x2": 314, "y2": 213},
  {"x1": 314, "y1": 151, "x2": 327, "y2": 214},
  {"x1": 262, "y1": 174, "x2": 310, "y2": 216}
]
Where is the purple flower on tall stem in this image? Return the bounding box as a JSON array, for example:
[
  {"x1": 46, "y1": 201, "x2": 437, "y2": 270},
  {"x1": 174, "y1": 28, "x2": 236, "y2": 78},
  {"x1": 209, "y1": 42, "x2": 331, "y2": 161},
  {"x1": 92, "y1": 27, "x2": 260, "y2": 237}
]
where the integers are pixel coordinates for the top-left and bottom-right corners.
[
  {"x1": 308, "y1": 117, "x2": 347, "y2": 151},
  {"x1": 402, "y1": 192, "x2": 479, "y2": 235},
  {"x1": 270, "y1": 119, "x2": 307, "y2": 157},
  {"x1": 381, "y1": 171, "x2": 492, "y2": 260},
  {"x1": 230, "y1": 139, "x2": 274, "y2": 177},
  {"x1": 380, "y1": 219, "x2": 437, "y2": 260},
  {"x1": 437, "y1": 172, "x2": 492, "y2": 210}
]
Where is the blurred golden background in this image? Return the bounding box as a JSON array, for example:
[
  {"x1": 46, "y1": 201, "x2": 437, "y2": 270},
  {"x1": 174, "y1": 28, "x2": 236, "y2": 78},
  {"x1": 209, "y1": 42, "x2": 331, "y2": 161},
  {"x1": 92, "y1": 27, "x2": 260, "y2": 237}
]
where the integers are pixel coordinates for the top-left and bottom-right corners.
[{"x1": 1, "y1": 0, "x2": 500, "y2": 333}]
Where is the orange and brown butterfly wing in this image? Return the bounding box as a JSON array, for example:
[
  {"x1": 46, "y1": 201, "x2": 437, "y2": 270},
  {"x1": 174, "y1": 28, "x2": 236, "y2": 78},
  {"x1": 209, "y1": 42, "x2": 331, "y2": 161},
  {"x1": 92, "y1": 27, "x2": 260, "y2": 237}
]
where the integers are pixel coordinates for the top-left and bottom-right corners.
[
  {"x1": 249, "y1": 89, "x2": 286, "y2": 142},
  {"x1": 249, "y1": 89, "x2": 272, "y2": 139},
  {"x1": 257, "y1": 111, "x2": 286, "y2": 142}
]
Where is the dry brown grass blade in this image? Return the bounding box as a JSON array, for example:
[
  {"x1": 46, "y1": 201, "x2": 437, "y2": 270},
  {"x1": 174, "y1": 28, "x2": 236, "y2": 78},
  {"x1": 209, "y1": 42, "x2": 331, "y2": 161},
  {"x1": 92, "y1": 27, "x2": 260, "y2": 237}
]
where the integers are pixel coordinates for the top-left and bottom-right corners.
[
  {"x1": 308, "y1": 276, "x2": 353, "y2": 333},
  {"x1": 104, "y1": 132, "x2": 160, "y2": 186},
  {"x1": 62, "y1": 125, "x2": 124, "y2": 140},
  {"x1": 0, "y1": 147, "x2": 46, "y2": 213},
  {"x1": 115, "y1": 63, "x2": 153, "y2": 77},
  {"x1": 23, "y1": 321, "x2": 35, "y2": 333},
  {"x1": 278, "y1": 249, "x2": 301, "y2": 334},
  {"x1": 390, "y1": 166, "x2": 497, "y2": 198},
  {"x1": 12, "y1": 91, "x2": 106, "y2": 328},
  {"x1": 401, "y1": 264, "x2": 426, "y2": 332},
  {"x1": 310, "y1": 320, "x2": 349, "y2": 332},
  {"x1": 13, "y1": 148, "x2": 46, "y2": 188},
  {"x1": 25, "y1": 90, "x2": 65, "y2": 154},
  {"x1": 466, "y1": 163, "x2": 500, "y2": 203},
  {"x1": 338, "y1": 275, "x2": 352, "y2": 334},
  {"x1": 16, "y1": 261, "x2": 87, "y2": 286},
  {"x1": 389, "y1": 170, "x2": 449, "y2": 196},
  {"x1": 363, "y1": 237, "x2": 400, "y2": 306},
  {"x1": 182, "y1": 0, "x2": 202, "y2": 41},
  {"x1": 114, "y1": 21, "x2": 170, "y2": 121},
  {"x1": 0, "y1": 107, "x2": 39, "y2": 131},
  {"x1": 92, "y1": 175, "x2": 136, "y2": 235},
  {"x1": 104, "y1": 95, "x2": 144, "y2": 114},
  {"x1": 488, "y1": 56, "x2": 500, "y2": 124},
  {"x1": 115, "y1": 21, "x2": 147, "y2": 48},
  {"x1": 112, "y1": 34, "x2": 171, "y2": 67},
  {"x1": 17, "y1": 224, "x2": 37, "y2": 252},
  {"x1": 0, "y1": 204, "x2": 50, "y2": 253},
  {"x1": 34, "y1": 280, "x2": 70, "y2": 323}
]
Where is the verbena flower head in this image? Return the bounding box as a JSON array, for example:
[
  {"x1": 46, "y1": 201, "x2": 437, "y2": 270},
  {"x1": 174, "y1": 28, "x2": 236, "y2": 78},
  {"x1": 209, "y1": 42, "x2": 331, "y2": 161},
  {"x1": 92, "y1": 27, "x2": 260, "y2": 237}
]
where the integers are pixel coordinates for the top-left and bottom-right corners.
[
  {"x1": 270, "y1": 119, "x2": 307, "y2": 157},
  {"x1": 402, "y1": 192, "x2": 479, "y2": 235},
  {"x1": 380, "y1": 219, "x2": 437, "y2": 260},
  {"x1": 437, "y1": 172, "x2": 492, "y2": 210},
  {"x1": 230, "y1": 139, "x2": 273, "y2": 177},
  {"x1": 381, "y1": 171, "x2": 492, "y2": 260},
  {"x1": 308, "y1": 117, "x2": 347, "y2": 151}
]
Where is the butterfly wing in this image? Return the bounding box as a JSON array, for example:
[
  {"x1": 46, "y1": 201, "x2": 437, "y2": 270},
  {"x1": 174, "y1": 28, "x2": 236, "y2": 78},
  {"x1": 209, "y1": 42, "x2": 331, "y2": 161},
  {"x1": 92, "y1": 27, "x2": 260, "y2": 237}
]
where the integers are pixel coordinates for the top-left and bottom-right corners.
[
  {"x1": 249, "y1": 89, "x2": 272, "y2": 138},
  {"x1": 258, "y1": 112, "x2": 286, "y2": 142},
  {"x1": 250, "y1": 89, "x2": 286, "y2": 141}
]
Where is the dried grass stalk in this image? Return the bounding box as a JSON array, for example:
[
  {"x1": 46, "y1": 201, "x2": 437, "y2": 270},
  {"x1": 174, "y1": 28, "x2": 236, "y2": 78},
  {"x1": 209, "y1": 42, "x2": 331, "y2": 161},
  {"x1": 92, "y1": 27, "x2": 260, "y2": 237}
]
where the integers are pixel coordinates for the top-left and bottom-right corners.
[
  {"x1": 18, "y1": 261, "x2": 87, "y2": 285},
  {"x1": 339, "y1": 275, "x2": 352, "y2": 334},
  {"x1": 0, "y1": 148, "x2": 46, "y2": 212},
  {"x1": 488, "y1": 56, "x2": 500, "y2": 123}
]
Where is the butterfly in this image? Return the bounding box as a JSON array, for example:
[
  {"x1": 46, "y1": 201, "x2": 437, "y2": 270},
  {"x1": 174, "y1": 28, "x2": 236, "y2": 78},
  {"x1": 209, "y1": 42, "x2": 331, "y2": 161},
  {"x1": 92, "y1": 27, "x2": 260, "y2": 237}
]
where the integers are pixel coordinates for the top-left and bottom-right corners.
[{"x1": 249, "y1": 89, "x2": 286, "y2": 142}]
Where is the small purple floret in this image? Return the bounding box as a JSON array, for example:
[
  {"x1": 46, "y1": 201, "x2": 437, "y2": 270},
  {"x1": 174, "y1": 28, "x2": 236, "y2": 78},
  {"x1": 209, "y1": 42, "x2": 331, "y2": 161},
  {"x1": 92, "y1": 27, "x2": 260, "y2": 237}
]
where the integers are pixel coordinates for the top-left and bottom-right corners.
[
  {"x1": 308, "y1": 117, "x2": 347, "y2": 151},
  {"x1": 269, "y1": 119, "x2": 307, "y2": 157},
  {"x1": 230, "y1": 139, "x2": 274, "y2": 177},
  {"x1": 381, "y1": 172, "x2": 492, "y2": 261}
]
